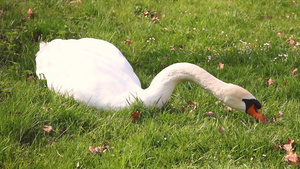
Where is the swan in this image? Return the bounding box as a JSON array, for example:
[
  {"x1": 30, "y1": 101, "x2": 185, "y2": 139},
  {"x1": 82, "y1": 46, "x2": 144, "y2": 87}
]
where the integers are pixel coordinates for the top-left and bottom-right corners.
[{"x1": 35, "y1": 38, "x2": 266, "y2": 122}]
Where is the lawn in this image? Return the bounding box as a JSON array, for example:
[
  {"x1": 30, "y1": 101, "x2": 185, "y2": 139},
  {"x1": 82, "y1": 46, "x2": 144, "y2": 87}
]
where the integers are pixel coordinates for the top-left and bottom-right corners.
[{"x1": 0, "y1": 0, "x2": 299, "y2": 168}]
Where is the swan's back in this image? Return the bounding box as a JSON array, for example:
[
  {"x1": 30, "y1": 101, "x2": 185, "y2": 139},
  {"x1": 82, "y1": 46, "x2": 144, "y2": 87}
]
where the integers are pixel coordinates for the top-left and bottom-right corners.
[{"x1": 36, "y1": 38, "x2": 141, "y2": 109}]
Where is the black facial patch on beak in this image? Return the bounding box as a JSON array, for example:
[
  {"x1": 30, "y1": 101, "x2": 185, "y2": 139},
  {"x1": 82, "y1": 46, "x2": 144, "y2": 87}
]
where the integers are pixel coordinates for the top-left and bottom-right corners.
[{"x1": 242, "y1": 99, "x2": 262, "y2": 113}]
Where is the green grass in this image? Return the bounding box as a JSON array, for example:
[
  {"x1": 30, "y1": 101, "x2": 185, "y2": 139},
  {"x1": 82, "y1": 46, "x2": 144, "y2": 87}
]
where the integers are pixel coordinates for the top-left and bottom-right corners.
[{"x1": 1, "y1": 0, "x2": 299, "y2": 168}]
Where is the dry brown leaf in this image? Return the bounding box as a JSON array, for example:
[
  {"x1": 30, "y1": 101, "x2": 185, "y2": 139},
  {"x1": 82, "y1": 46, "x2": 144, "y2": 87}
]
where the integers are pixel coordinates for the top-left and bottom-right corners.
[
  {"x1": 26, "y1": 76, "x2": 34, "y2": 82},
  {"x1": 274, "y1": 137, "x2": 300, "y2": 167},
  {"x1": 143, "y1": 11, "x2": 148, "y2": 16},
  {"x1": 89, "y1": 145, "x2": 114, "y2": 155},
  {"x1": 27, "y1": 8, "x2": 34, "y2": 19},
  {"x1": 227, "y1": 106, "x2": 233, "y2": 112},
  {"x1": 179, "y1": 45, "x2": 183, "y2": 50},
  {"x1": 273, "y1": 144, "x2": 282, "y2": 150},
  {"x1": 131, "y1": 111, "x2": 140, "y2": 123},
  {"x1": 218, "y1": 126, "x2": 225, "y2": 133},
  {"x1": 187, "y1": 101, "x2": 198, "y2": 110},
  {"x1": 89, "y1": 146, "x2": 96, "y2": 154},
  {"x1": 151, "y1": 16, "x2": 158, "y2": 22},
  {"x1": 291, "y1": 68, "x2": 298, "y2": 75},
  {"x1": 181, "y1": 106, "x2": 186, "y2": 112},
  {"x1": 272, "y1": 111, "x2": 283, "y2": 122},
  {"x1": 42, "y1": 125, "x2": 54, "y2": 133},
  {"x1": 265, "y1": 78, "x2": 275, "y2": 86},
  {"x1": 218, "y1": 62, "x2": 224, "y2": 70},
  {"x1": 181, "y1": 101, "x2": 198, "y2": 113},
  {"x1": 205, "y1": 111, "x2": 215, "y2": 117},
  {"x1": 277, "y1": 32, "x2": 284, "y2": 37},
  {"x1": 215, "y1": 101, "x2": 221, "y2": 105},
  {"x1": 123, "y1": 39, "x2": 133, "y2": 44},
  {"x1": 283, "y1": 138, "x2": 294, "y2": 153},
  {"x1": 288, "y1": 36, "x2": 295, "y2": 45},
  {"x1": 285, "y1": 152, "x2": 300, "y2": 167}
]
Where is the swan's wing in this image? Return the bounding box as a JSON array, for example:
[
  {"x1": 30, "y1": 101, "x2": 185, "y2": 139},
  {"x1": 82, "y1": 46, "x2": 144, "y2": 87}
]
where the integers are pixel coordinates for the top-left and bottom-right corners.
[{"x1": 36, "y1": 38, "x2": 141, "y2": 108}]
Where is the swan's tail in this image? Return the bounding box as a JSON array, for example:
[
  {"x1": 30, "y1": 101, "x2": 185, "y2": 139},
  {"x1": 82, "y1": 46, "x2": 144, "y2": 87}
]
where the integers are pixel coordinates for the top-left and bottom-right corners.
[{"x1": 35, "y1": 42, "x2": 48, "y2": 80}]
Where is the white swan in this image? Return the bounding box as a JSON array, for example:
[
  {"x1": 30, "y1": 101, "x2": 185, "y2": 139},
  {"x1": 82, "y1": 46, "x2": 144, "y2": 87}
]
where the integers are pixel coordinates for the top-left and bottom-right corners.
[{"x1": 36, "y1": 38, "x2": 266, "y2": 122}]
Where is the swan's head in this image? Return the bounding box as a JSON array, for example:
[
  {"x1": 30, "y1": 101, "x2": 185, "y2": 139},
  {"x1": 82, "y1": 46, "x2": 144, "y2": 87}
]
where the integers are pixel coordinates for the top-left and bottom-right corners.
[{"x1": 223, "y1": 84, "x2": 266, "y2": 122}]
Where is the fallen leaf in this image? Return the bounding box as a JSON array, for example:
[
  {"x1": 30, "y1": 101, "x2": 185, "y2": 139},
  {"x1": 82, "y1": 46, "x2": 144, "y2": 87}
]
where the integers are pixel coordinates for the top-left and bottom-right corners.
[
  {"x1": 277, "y1": 111, "x2": 283, "y2": 117},
  {"x1": 277, "y1": 32, "x2": 284, "y2": 37},
  {"x1": 218, "y1": 126, "x2": 225, "y2": 133},
  {"x1": 181, "y1": 101, "x2": 198, "y2": 113},
  {"x1": 164, "y1": 27, "x2": 169, "y2": 31},
  {"x1": 186, "y1": 101, "x2": 198, "y2": 110},
  {"x1": 131, "y1": 111, "x2": 141, "y2": 123},
  {"x1": 265, "y1": 78, "x2": 275, "y2": 86},
  {"x1": 288, "y1": 36, "x2": 295, "y2": 45},
  {"x1": 283, "y1": 138, "x2": 294, "y2": 153},
  {"x1": 94, "y1": 146, "x2": 103, "y2": 153},
  {"x1": 227, "y1": 106, "x2": 233, "y2": 112},
  {"x1": 151, "y1": 16, "x2": 158, "y2": 22},
  {"x1": 89, "y1": 145, "x2": 114, "y2": 155},
  {"x1": 26, "y1": 76, "x2": 34, "y2": 82},
  {"x1": 181, "y1": 106, "x2": 186, "y2": 112},
  {"x1": 89, "y1": 146, "x2": 96, "y2": 154},
  {"x1": 27, "y1": 8, "x2": 34, "y2": 19},
  {"x1": 285, "y1": 152, "x2": 300, "y2": 167},
  {"x1": 143, "y1": 11, "x2": 149, "y2": 16},
  {"x1": 205, "y1": 111, "x2": 215, "y2": 117},
  {"x1": 274, "y1": 137, "x2": 300, "y2": 167},
  {"x1": 272, "y1": 111, "x2": 283, "y2": 122},
  {"x1": 215, "y1": 101, "x2": 221, "y2": 105},
  {"x1": 179, "y1": 45, "x2": 183, "y2": 50},
  {"x1": 292, "y1": 1, "x2": 297, "y2": 5},
  {"x1": 123, "y1": 39, "x2": 133, "y2": 44},
  {"x1": 291, "y1": 68, "x2": 298, "y2": 75},
  {"x1": 42, "y1": 125, "x2": 54, "y2": 133},
  {"x1": 273, "y1": 144, "x2": 282, "y2": 150},
  {"x1": 286, "y1": 15, "x2": 290, "y2": 19},
  {"x1": 218, "y1": 62, "x2": 224, "y2": 70}
]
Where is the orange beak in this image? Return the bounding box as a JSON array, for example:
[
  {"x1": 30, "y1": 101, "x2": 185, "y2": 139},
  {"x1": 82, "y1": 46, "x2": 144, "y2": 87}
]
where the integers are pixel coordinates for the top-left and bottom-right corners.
[{"x1": 247, "y1": 104, "x2": 267, "y2": 122}]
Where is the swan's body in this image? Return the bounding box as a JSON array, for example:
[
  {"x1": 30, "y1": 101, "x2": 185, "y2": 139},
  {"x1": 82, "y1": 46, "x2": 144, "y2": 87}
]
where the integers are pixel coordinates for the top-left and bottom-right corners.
[{"x1": 36, "y1": 38, "x2": 266, "y2": 122}]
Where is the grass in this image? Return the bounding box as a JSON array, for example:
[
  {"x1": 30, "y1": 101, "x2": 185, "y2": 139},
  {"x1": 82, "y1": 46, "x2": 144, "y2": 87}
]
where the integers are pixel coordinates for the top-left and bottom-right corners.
[{"x1": 0, "y1": 0, "x2": 299, "y2": 168}]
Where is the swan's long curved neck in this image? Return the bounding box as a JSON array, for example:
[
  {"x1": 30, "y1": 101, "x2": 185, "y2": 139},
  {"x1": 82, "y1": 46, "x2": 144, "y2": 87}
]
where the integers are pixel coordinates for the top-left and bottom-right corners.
[{"x1": 139, "y1": 63, "x2": 229, "y2": 108}]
